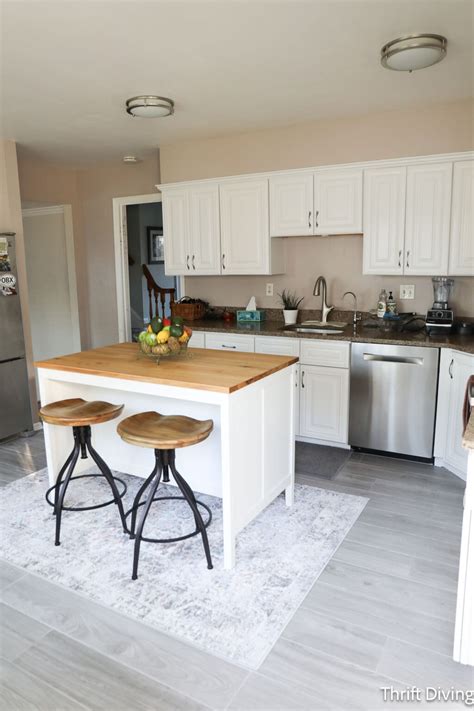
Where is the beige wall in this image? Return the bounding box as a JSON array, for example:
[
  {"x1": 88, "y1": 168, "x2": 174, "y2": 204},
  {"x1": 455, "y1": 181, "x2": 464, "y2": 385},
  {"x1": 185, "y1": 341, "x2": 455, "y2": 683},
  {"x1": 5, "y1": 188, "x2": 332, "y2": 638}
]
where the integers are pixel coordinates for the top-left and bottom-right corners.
[
  {"x1": 160, "y1": 99, "x2": 474, "y2": 315},
  {"x1": 17, "y1": 153, "x2": 161, "y2": 348},
  {"x1": 0, "y1": 140, "x2": 37, "y2": 419}
]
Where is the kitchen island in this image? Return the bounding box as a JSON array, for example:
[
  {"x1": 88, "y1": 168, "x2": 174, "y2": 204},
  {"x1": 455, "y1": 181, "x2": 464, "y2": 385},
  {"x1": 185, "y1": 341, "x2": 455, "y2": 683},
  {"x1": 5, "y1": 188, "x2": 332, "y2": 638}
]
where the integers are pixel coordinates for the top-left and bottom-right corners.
[{"x1": 36, "y1": 344, "x2": 298, "y2": 568}]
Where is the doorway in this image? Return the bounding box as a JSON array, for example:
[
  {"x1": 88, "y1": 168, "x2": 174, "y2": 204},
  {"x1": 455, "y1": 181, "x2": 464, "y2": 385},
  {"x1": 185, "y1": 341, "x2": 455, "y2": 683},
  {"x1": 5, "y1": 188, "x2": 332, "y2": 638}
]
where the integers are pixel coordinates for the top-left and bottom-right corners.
[
  {"x1": 22, "y1": 205, "x2": 80, "y2": 397},
  {"x1": 113, "y1": 194, "x2": 181, "y2": 343}
]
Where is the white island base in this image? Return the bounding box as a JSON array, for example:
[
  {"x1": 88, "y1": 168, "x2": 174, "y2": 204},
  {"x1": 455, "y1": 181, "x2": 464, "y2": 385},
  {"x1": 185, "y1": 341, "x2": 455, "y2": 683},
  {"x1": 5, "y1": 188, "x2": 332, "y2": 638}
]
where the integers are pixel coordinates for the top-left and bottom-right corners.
[{"x1": 37, "y1": 348, "x2": 297, "y2": 569}]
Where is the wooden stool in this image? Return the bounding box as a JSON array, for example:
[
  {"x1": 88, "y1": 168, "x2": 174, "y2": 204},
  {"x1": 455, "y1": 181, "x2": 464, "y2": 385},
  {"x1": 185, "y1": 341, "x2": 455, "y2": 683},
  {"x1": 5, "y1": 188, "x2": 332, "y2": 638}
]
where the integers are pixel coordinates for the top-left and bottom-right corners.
[
  {"x1": 40, "y1": 398, "x2": 127, "y2": 546},
  {"x1": 117, "y1": 411, "x2": 214, "y2": 580}
]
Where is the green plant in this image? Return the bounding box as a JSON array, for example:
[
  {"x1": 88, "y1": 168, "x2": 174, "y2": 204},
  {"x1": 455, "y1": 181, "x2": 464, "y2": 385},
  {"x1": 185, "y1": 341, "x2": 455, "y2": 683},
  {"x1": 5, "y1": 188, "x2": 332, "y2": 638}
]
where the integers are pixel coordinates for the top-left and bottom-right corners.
[{"x1": 277, "y1": 289, "x2": 304, "y2": 310}]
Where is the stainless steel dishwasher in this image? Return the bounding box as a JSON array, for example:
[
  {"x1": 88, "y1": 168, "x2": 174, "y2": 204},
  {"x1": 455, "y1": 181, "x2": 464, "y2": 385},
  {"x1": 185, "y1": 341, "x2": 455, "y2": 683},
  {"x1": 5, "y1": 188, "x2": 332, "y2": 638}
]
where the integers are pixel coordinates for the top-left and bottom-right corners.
[{"x1": 349, "y1": 343, "x2": 439, "y2": 460}]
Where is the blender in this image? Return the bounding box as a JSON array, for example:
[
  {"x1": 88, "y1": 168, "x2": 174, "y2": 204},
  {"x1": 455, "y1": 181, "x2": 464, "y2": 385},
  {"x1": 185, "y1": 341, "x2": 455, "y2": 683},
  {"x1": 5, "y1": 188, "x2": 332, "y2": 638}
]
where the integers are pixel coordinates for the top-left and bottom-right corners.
[{"x1": 426, "y1": 277, "x2": 454, "y2": 335}]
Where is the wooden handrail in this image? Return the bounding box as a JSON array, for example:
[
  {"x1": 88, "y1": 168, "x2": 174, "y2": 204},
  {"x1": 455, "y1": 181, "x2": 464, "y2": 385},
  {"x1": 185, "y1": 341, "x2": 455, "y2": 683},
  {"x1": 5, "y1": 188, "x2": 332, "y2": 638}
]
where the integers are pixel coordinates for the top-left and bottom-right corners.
[{"x1": 142, "y1": 264, "x2": 175, "y2": 320}]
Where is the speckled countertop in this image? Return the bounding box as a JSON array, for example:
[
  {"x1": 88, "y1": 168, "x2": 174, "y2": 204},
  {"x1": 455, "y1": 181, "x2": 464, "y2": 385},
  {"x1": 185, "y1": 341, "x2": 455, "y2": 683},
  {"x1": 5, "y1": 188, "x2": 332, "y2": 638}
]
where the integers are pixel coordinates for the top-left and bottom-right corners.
[{"x1": 190, "y1": 318, "x2": 474, "y2": 354}]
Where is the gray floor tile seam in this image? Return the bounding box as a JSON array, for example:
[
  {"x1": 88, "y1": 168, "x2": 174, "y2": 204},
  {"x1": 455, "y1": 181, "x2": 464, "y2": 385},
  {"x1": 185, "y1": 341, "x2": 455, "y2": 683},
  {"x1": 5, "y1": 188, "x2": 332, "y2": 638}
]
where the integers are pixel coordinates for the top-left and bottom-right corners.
[
  {"x1": 221, "y1": 670, "x2": 252, "y2": 711},
  {"x1": 304, "y1": 577, "x2": 455, "y2": 626},
  {"x1": 348, "y1": 461, "x2": 465, "y2": 486},
  {"x1": 363, "y1": 497, "x2": 463, "y2": 524},
  {"x1": 0, "y1": 601, "x2": 53, "y2": 663},
  {"x1": 3, "y1": 653, "x2": 91, "y2": 711},
  {"x1": 236, "y1": 669, "x2": 339, "y2": 711},
  {"x1": 353, "y1": 514, "x2": 462, "y2": 547},
  {"x1": 372, "y1": 637, "x2": 464, "y2": 686},
  {"x1": 0, "y1": 567, "x2": 29, "y2": 596},
  {"x1": 15, "y1": 626, "x2": 215, "y2": 711}
]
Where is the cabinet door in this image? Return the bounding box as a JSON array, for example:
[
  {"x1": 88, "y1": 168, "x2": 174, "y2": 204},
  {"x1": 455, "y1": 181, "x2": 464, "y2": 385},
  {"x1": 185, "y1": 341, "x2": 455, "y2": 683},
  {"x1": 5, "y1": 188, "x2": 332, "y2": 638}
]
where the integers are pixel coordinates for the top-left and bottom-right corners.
[
  {"x1": 314, "y1": 169, "x2": 363, "y2": 235},
  {"x1": 162, "y1": 188, "x2": 190, "y2": 276},
  {"x1": 445, "y1": 351, "x2": 473, "y2": 475},
  {"x1": 299, "y1": 365, "x2": 349, "y2": 443},
  {"x1": 363, "y1": 167, "x2": 406, "y2": 275},
  {"x1": 204, "y1": 332, "x2": 255, "y2": 353},
  {"x1": 404, "y1": 163, "x2": 452, "y2": 275},
  {"x1": 269, "y1": 173, "x2": 313, "y2": 236},
  {"x1": 219, "y1": 179, "x2": 270, "y2": 275},
  {"x1": 449, "y1": 160, "x2": 474, "y2": 276},
  {"x1": 189, "y1": 184, "x2": 221, "y2": 275}
]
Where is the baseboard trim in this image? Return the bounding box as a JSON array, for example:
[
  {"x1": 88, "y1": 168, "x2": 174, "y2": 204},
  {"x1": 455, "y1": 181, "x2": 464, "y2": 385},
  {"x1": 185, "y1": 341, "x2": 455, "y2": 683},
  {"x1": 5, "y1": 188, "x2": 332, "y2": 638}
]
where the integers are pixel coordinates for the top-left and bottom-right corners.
[
  {"x1": 296, "y1": 435, "x2": 350, "y2": 450},
  {"x1": 434, "y1": 457, "x2": 467, "y2": 482}
]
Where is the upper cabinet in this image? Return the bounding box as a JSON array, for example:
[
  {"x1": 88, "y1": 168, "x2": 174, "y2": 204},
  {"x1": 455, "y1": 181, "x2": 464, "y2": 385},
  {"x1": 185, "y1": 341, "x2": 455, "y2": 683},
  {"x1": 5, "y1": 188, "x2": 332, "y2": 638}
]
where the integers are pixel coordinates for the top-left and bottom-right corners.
[
  {"x1": 363, "y1": 167, "x2": 406, "y2": 275},
  {"x1": 314, "y1": 169, "x2": 363, "y2": 235},
  {"x1": 188, "y1": 184, "x2": 221, "y2": 275},
  {"x1": 449, "y1": 160, "x2": 474, "y2": 276},
  {"x1": 269, "y1": 173, "x2": 313, "y2": 237},
  {"x1": 404, "y1": 163, "x2": 452, "y2": 275},
  {"x1": 269, "y1": 168, "x2": 363, "y2": 237},
  {"x1": 162, "y1": 187, "x2": 190, "y2": 275}
]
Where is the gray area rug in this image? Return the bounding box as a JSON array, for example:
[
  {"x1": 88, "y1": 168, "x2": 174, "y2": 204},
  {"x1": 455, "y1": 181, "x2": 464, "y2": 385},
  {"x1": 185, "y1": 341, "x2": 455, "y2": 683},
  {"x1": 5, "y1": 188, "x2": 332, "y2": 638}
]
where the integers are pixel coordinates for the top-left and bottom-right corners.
[
  {"x1": 296, "y1": 442, "x2": 352, "y2": 480},
  {"x1": 0, "y1": 469, "x2": 367, "y2": 669}
]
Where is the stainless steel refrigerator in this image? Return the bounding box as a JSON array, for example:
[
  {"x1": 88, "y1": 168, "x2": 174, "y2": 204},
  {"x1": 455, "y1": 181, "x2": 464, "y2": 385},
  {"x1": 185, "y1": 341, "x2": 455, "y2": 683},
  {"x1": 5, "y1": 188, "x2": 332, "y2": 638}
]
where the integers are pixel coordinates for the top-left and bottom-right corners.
[{"x1": 0, "y1": 232, "x2": 33, "y2": 439}]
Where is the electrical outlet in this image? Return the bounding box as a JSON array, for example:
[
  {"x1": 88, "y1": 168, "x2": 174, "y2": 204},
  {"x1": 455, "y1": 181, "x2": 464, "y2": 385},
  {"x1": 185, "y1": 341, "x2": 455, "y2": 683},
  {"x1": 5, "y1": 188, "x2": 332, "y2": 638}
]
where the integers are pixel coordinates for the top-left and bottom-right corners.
[
  {"x1": 266, "y1": 283, "x2": 274, "y2": 297},
  {"x1": 400, "y1": 284, "x2": 415, "y2": 300}
]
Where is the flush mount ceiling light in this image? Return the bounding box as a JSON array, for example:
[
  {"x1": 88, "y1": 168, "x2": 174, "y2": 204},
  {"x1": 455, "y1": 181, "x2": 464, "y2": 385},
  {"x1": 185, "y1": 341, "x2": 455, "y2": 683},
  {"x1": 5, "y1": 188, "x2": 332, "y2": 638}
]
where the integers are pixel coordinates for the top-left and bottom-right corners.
[
  {"x1": 381, "y1": 33, "x2": 447, "y2": 71},
  {"x1": 122, "y1": 155, "x2": 141, "y2": 163},
  {"x1": 125, "y1": 95, "x2": 174, "y2": 118}
]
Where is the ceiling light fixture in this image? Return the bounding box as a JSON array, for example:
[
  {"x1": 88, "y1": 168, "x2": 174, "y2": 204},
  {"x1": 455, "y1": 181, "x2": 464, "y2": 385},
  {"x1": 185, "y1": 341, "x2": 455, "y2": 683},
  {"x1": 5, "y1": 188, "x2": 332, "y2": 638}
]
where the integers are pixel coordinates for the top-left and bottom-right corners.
[
  {"x1": 122, "y1": 155, "x2": 140, "y2": 163},
  {"x1": 381, "y1": 33, "x2": 447, "y2": 72},
  {"x1": 125, "y1": 95, "x2": 174, "y2": 118}
]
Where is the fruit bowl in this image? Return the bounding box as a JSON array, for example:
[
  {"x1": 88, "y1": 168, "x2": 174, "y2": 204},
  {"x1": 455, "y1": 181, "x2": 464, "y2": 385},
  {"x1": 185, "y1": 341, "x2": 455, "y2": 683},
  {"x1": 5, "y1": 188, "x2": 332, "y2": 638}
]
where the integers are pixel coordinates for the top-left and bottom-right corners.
[{"x1": 137, "y1": 317, "x2": 192, "y2": 363}]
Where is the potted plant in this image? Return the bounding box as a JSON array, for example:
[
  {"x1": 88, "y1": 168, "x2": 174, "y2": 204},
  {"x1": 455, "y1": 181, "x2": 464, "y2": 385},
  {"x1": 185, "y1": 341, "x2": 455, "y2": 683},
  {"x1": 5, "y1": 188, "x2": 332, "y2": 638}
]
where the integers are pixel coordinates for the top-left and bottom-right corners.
[{"x1": 278, "y1": 289, "x2": 304, "y2": 325}]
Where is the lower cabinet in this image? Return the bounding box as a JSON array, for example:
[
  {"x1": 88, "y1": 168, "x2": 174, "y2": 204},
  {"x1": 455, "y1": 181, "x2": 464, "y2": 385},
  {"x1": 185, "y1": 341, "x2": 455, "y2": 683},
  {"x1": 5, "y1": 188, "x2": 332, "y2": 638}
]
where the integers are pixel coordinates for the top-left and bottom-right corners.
[
  {"x1": 435, "y1": 348, "x2": 473, "y2": 478},
  {"x1": 299, "y1": 365, "x2": 350, "y2": 444},
  {"x1": 204, "y1": 332, "x2": 255, "y2": 353}
]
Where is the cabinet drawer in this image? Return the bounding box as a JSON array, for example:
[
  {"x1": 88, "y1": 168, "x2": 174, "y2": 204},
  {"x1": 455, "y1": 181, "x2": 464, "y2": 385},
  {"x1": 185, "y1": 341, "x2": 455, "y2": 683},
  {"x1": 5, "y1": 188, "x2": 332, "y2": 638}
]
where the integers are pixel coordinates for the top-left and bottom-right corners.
[
  {"x1": 205, "y1": 333, "x2": 255, "y2": 353},
  {"x1": 255, "y1": 336, "x2": 300, "y2": 357},
  {"x1": 189, "y1": 331, "x2": 206, "y2": 348},
  {"x1": 300, "y1": 340, "x2": 350, "y2": 368}
]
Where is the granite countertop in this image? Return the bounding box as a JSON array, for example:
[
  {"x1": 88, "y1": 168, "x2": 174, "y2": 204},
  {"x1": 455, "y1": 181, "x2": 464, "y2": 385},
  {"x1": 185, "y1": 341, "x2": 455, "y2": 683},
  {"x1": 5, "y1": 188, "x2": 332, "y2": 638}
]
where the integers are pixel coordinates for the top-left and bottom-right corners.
[{"x1": 190, "y1": 318, "x2": 474, "y2": 354}]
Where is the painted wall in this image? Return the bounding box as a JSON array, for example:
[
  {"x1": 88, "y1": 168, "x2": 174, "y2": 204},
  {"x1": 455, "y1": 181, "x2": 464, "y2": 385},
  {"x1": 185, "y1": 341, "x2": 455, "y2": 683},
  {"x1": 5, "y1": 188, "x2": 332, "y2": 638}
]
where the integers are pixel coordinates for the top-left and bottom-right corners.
[
  {"x1": 160, "y1": 99, "x2": 474, "y2": 315},
  {"x1": 0, "y1": 140, "x2": 37, "y2": 420}
]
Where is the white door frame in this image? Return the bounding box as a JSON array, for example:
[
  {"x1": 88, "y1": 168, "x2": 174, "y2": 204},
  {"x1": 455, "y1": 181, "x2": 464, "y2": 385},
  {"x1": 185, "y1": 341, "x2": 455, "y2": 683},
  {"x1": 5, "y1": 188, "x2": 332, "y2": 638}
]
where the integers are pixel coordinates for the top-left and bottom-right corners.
[
  {"x1": 21, "y1": 204, "x2": 81, "y2": 353},
  {"x1": 113, "y1": 193, "x2": 185, "y2": 343}
]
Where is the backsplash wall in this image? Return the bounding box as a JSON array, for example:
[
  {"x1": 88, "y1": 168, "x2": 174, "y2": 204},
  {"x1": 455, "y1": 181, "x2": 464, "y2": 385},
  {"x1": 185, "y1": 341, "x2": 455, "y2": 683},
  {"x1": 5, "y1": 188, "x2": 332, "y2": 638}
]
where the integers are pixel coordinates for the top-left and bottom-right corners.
[{"x1": 182, "y1": 235, "x2": 474, "y2": 316}]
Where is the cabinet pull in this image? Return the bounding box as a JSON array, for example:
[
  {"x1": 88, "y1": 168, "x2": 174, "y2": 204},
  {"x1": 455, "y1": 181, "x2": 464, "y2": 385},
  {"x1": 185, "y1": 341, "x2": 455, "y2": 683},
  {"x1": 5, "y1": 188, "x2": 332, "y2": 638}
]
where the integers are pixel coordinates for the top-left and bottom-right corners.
[
  {"x1": 222, "y1": 253, "x2": 226, "y2": 270},
  {"x1": 186, "y1": 255, "x2": 190, "y2": 270},
  {"x1": 301, "y1": 370, "x2": 305, "y2": 388},
  {"x1": 315, "y1": 210, "x2": 319, "y2": 228},
  {"x1": 192, "y1": 254, "x2": 196, "y2": 270},
  {"x1": 398, "y1": 250, "x2": 402, "y2": 268},
  {"x1": 221, "y1": 344, "x2": 236, "y2": 349},
  {"x1": 449, "y1": 358, "x2": 454, "y2": 379},
  {"x1": 406, "y1": 250, "x2": 410, "y2": 268},
  {"x1": 308, "y1": 210, "x2": 312, "y2": 228}
]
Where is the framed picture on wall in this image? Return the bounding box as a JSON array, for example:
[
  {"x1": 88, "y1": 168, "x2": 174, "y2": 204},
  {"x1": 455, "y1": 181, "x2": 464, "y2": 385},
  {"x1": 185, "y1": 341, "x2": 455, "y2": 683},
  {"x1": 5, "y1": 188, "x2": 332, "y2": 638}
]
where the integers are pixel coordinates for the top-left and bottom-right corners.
[{"x1": 147, "y1": 227, "x2": 164, "y2": 264}]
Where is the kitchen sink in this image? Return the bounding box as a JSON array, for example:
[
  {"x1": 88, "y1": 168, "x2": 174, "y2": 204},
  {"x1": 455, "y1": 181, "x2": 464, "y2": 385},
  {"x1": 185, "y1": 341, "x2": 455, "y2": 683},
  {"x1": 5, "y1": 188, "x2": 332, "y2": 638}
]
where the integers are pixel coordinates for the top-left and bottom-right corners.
[
  {"x1": 295, "y1": 327, "x2": 344, "y2": 334},
  {"x1": 300, "y1": 320, "x2": 348, "y2": 328},
  {"x1": 282, "y1": 322, "x2": 346, "y2": 335}
]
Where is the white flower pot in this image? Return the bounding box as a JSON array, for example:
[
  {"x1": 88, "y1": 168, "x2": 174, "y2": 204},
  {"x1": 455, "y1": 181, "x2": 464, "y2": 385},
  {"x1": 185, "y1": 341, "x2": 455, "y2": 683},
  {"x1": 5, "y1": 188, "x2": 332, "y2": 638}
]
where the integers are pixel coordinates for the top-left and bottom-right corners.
[{"x1": 283, "y1": 309, "x2": 298, "y2": 325}]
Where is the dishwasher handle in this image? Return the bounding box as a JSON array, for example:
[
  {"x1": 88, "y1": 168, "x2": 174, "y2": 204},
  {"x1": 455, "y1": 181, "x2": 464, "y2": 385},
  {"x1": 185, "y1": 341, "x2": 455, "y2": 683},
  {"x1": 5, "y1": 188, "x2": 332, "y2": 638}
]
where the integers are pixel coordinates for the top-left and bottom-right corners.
[{"x1": 363, "y1": 353, "x2": 424, "y2": 366}]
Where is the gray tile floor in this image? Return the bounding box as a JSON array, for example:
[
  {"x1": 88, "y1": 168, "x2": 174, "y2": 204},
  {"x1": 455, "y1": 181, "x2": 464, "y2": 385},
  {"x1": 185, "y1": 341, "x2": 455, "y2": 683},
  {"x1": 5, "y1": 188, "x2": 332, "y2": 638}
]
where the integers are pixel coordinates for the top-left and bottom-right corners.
[{"x1": 0, "y1": 432, "x2": 471, "y2": 710}]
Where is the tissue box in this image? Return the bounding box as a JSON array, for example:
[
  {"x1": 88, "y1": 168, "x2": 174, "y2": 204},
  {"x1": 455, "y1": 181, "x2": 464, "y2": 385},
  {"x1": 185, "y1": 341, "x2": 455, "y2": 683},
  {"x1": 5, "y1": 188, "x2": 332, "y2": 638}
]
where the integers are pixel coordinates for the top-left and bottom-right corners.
[{"x1": 236, "y1": 310, "x2": 266, "y2": 322}]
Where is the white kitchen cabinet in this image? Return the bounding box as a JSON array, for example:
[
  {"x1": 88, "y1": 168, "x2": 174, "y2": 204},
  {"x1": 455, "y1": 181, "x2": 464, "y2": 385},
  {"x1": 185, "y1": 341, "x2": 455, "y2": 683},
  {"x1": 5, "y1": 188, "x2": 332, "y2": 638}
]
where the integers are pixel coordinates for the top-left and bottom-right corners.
[
  {"x1": 435, "y1": 348, "x2": 473, "y2": 479},
  {"x1": 300, "y1": 340, "x2": 350, "y2": 369},
  {"x1": 449, "y1": 160, "x2": 474, "y2": 276},
  {"x1": 188, "y1": 184, "x2": 221, "y2": 275},
  {"x1": 204, "y1": 332, "x2": 255, "y2": 353},
  {"x1": 269, "y1": 173, "x2": 313, "y2": 237},
  {"x1": 162, "y1": 187, "x2": 190, "y2": 276},
  {"x1": 255, "y1": 336, "x2": 300, "y2": 435},
  {"x1": 299, "y1": 365, "x2": 349, "y2": 443},
  {"x1": 404, "y1": 162, "x2": 452, "y2": 275},
  {"x1": 314, "y1": 169, "x2": 363, "y2": 235},
  {"x1": 363, "y1": 166, "x2": 406, "y2": 275},
  {"x1": 220, "y1": 179, "x2": 284, "y2": 275},
  {"x1": 188, "y1": 331, "x2": 206, "y2": 348}
]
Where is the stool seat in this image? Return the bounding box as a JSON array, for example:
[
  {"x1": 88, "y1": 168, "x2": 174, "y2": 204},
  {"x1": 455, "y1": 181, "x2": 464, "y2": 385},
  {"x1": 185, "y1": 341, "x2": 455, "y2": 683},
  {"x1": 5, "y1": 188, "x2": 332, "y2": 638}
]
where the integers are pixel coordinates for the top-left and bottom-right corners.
[
  {"x1": 117, "y1": 412, "x2": 213, "y2": 450},
  {"x1": 40, "y1": 398, "x2": 124, "y2": 426}
]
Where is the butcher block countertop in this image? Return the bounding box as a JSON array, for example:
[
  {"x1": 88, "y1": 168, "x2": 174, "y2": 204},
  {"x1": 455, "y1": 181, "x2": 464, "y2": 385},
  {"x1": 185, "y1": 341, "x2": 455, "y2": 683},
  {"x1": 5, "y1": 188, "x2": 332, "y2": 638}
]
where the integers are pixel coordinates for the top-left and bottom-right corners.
[{"x1": 35, "y1": 343, "x2": 298, "y2": 394}]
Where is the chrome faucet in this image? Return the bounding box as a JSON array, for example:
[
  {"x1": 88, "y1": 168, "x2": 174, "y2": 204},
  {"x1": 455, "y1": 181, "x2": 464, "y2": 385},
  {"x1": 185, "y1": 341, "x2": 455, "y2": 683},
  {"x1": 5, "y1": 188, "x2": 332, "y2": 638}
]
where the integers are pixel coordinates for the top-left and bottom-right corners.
[
  {"x1": 313, "y1": 276, "x2": 334, "y2": 324},
  {"x1": 343, "y1": 291, "x2": 361, "y2": 332}
]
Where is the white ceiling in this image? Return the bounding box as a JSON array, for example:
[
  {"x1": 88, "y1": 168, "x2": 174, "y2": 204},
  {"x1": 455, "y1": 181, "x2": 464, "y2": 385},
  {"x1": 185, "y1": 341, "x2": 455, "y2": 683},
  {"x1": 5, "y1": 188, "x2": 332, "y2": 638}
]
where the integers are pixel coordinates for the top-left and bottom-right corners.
[{"x1": 1, "y1": 0, "x2": 472, "y2": 165}]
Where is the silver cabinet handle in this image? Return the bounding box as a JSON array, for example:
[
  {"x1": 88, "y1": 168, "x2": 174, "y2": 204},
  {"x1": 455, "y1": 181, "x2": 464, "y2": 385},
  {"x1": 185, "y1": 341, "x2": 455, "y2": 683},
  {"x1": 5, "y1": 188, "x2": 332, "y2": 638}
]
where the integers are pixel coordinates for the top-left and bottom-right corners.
[
  {"x1": 222, "y1": 253, "x2": 226, "y2": 270},
  {"x1": 308, "y1": 211, "x2": 312, "y2": 228},
  {"x1": 301, "y1": 370, "x2": 305, "y2": 388},
  {"x1": 315, "y1": 210, "x2": 319, "y2": 228},
  {"x1": 398, "y1": 250, "x2": 402, "y2": 268},
  {"x1": 449, "y1": 358, "x2": 454, "y2": 379},
  {"x1": 221, "y1": 344, "x2": 236, "y2": 349},
  {"x1": 186, "y1": 255, "x2": 190, "y2": 270},
  {"x1": 192, "y1": 254, "x2": 196, "y2": 270},
  {"x1": 406, "y1": 250, "x2": 410, "y2": 268}
]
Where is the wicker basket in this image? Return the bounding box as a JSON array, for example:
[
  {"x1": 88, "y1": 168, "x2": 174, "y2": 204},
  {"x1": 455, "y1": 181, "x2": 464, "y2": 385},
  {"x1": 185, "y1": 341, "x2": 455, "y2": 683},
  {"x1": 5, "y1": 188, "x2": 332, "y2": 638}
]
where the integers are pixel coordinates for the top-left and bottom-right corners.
[{"x1": 171, "y1": 301, "x2": 206, "y2": 321}]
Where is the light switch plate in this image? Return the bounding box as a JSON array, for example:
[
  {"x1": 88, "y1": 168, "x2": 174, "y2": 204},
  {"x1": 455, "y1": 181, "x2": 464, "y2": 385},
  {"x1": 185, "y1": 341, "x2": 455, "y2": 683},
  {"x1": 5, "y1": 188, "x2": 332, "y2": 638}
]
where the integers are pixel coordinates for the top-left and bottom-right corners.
[
  {"x1": 400, "y1": 284, "x2": 415, "y2": 300},
  {"x1": 266, "y1": 283, "x2": 274, "y2": 297}
]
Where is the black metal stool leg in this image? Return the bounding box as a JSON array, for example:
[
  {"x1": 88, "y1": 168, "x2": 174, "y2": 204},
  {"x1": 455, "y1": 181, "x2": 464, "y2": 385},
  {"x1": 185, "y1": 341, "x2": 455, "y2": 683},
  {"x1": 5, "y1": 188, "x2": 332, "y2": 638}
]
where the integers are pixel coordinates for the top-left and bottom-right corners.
[
  {"x1": 169, "y1": 452, "x2": 213, "y2": 570},
  {"x1": 85, "y1": 431, "x2": 128, "y2": 534},
  {"x1": 129, "y1": 457, "x2": 160, "y2": 539},
  {"x1": 52, "y1": 444, "x2": 78, "y2": 516},
  {"x1": 55, "y1": 440, "x2": 81, "y2": 545},
  {"x1": 132, "y1": 453, "x2": 163, "y2": 580}
]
